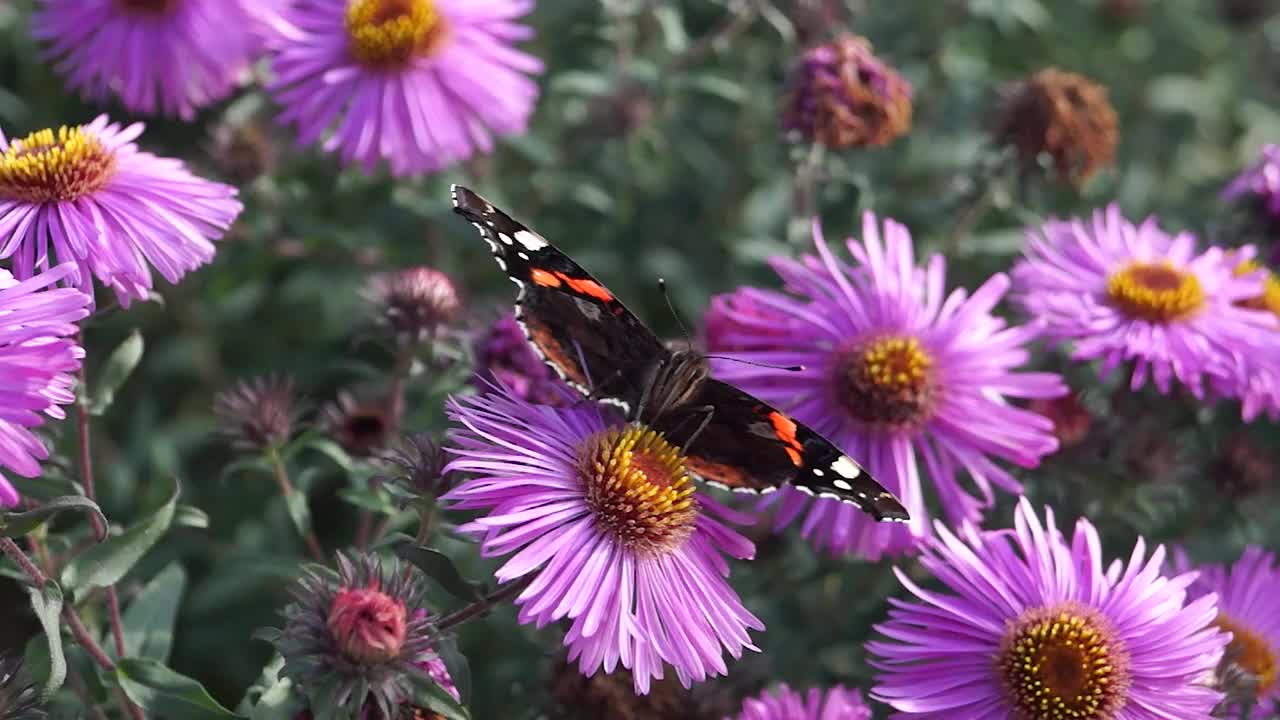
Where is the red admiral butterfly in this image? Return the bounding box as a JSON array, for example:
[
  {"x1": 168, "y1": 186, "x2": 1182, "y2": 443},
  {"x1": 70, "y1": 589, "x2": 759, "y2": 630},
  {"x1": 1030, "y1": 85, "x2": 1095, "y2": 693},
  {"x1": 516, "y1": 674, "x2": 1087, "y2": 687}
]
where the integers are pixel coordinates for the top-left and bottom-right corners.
[{"x1": 452, "y1": 186, "x2": 909, "y2": 522}]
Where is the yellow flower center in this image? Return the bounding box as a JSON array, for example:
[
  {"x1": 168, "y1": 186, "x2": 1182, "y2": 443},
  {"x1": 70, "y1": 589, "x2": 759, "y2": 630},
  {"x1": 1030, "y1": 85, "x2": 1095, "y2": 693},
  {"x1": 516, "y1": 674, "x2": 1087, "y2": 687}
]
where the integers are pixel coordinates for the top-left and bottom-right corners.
[
  {"x1": 837, "y1": 335, "x2": 935, "y2": 429},
  {"x1": 998, "y1": 604, "x2": 1131, "y2": 720},
  {"x1": 0, "y1": 125, "x2": 117, "y2": 204},
  {"x1": 345, "y1": 0, "x2": 448, "y2": 69},
  {"x1": 576, "y1": 425, "x2": 698, "y2": 554},
  {"x1": 113, "y1": 0, "x2": 178, "y2": 13},
  {"x1": 1217, "y1": 614, "x2": 1277, "y2": 699},
  {"x1": 1233, "y1": 260, "x2": 1280, "y2": 319},
  {"x1": 1105, "y1": 262, "x2": 1205, "y2": 323}
]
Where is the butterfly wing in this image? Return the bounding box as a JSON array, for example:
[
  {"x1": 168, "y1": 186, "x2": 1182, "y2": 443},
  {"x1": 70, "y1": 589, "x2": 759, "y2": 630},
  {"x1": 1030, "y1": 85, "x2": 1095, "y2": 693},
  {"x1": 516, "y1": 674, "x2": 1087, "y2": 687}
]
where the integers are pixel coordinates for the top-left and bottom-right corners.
[
  {"x1": 451, "y1": 185, "x2": 666, "y2": 412},
  {"x1": 650, "y1": 377, "x2": 910, "y2": 522}
]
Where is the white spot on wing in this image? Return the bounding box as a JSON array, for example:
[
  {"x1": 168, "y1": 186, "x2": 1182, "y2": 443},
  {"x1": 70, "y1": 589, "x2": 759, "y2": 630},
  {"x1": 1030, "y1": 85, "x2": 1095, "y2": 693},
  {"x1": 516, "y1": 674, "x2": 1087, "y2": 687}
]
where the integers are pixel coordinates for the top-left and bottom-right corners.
[
  {"x1": 515, "y1": 230, "x2": 549, "y2": 250},
  {"x1": 831, "y1": 456, "x2": 862, "y2": 480},
  {"x1": 499, "y1": 233, "x2": 515, "y2": 246},
  {"x1": 832, "y1": 479, "x2": 853, "y2": 491},
  {"x1": 811, "y1": 468, "x2": 824, "y2": 477}
]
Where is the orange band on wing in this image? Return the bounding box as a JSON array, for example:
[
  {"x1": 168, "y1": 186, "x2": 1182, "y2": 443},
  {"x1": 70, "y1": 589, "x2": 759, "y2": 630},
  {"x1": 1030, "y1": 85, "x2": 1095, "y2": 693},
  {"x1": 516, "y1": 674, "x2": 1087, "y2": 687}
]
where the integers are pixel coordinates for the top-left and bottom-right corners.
[
  {"x1": 560, "y1": 276, "x2": 615, "y2": 303},
  {"x1": 768, "y1": 411, "x2": 804, "y2": 466},
  {"x1": 530, "y1": 268, "x2": 562, "y2": 288}
]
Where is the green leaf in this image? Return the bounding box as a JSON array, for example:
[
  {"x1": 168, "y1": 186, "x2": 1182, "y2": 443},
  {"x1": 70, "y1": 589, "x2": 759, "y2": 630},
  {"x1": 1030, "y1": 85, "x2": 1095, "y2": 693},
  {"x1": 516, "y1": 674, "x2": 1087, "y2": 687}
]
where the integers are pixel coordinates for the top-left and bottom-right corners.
[
  {"x1": 1, "y1": 496, "x2": 106, "y2": 537},
  {"x1": 117, "y1": 658, "x2": 245, "y2": 719},
  {"x1": 409, "y1": 673, "x2": 469, "y2": 720},
  {"x1": 395, "y1": 545, "x2": 483, "y2": 602},
  {"x1": 87, "y1": 330, "x2": 144, "y2": 416},
  {"x1": 292, "y1": 435, "x2": 355, "y2": 472},
  {"x1": 174, "y1": 504, "x2": 210, "y2": 529},
  {"x1": 335, "y1": 487, "x2": 394, "y2": 514},
  {"x1": 26, "y1": 580, "x2": 65, "y2": 699},
  {"x1": 434, "y1": 636, "x2": 472, "y2": 705},
  {"x1": 61, "y1": 478, "x2": 179, "y2": 591},
  {"x1": 121, "y1": 563, "x2": 186, "y2": 663},
  {"x1": 283, "y1": 491, "x2": 312, "y2": 542},
  {"x1": 237, "y1": 655, "x2": 303, "y2": 720}
]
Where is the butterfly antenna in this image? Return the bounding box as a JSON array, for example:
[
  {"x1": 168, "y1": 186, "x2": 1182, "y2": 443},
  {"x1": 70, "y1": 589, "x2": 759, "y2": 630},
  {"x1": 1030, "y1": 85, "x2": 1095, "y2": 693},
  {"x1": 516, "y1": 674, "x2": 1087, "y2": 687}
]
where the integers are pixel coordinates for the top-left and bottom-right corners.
[
  {"x1": 657, "y1": 278, "x2": 693, "y2": 349},
  {"x1": 704, "y1": 355, "x2": 805, "y2": 373}
]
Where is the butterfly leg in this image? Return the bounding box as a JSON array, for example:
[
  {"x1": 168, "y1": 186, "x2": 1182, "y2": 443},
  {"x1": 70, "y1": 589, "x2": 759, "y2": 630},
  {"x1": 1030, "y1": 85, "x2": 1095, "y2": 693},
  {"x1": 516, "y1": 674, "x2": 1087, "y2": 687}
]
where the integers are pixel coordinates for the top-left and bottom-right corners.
[{"x1": 677, "y1": 405, "x2": 717, "y2": 455}]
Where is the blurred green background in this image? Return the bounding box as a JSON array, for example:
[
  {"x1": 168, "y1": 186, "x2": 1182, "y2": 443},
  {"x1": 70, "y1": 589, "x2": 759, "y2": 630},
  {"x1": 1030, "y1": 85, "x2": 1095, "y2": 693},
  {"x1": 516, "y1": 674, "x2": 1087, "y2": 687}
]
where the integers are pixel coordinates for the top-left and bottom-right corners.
[{"x1": 1, "y1": 0, "x2": 1278, "y2": 717}]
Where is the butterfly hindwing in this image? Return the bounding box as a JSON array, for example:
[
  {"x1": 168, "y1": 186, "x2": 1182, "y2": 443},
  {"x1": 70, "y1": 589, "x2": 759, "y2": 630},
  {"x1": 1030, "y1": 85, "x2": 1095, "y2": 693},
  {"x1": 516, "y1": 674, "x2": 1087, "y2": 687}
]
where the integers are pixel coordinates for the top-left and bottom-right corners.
[
  {"x1": 451, "y1": 186, "x2": 665, "y2": 412},
  {"x1": 649, "y1": 378, "x2": 910, "y2": 522}
]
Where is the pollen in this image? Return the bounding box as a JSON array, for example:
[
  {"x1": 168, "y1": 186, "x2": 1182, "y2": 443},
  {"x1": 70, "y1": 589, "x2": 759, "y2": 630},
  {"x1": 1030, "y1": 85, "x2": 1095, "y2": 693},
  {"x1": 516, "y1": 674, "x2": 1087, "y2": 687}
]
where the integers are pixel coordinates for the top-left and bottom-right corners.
[
  {"x1": 0, "y1": 125, "x2": 117, "y2": 203},
  {"x1": 576, "y1": 425, "x2": 698, "y2": 554},
  {"x1": 1216, "y1": 614, "x2": 1277, "y2": 698},
  {"x1": 1233, "y1": 260, "x2": 1280, "y2": 319},
  {"x1": 345, "y1": 0, "x2": 448, "y2": 69},
  {"x1": 998, "y1": 603, "x2": 1131, "y2": 720},
  {"x1": 837, "y1": 335, "x2": 935, "y2": 429},
  {"x1": 1105, "y1": 262, "x2": 1205, "y2": 323}
]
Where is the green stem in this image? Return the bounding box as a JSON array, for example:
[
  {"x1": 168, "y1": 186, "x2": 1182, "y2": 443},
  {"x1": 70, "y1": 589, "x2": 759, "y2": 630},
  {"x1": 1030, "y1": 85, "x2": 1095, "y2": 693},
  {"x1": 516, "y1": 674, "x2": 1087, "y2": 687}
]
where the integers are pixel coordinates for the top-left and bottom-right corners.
[{"x1": 268, "y1": 450, "x2": 325, "y2": 562}]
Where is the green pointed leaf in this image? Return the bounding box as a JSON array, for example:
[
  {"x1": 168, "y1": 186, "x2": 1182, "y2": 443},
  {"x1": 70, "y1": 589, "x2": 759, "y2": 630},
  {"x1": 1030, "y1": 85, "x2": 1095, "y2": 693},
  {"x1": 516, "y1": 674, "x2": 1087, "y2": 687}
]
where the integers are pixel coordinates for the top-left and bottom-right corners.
[
  {"x1": 335, "y1": 487, "x2": 394, "y2": 514},
  {"x1": 283, "y1": 491, "x2": 312, "y2": 542},
  {"x1": 61, "y1": 478, "x2": 179, "y2": 591},
  {"x1": 121, "y1": 563, "x2": 186, "y2": 663},
  {"x1": 1, "y1": 496, "x2": 105, "y2": 537},
  {"x1": 409, "y1": 673, "x2": 469, "y2": 720},
  {"x1": 27, "y1": 580, "x2": 65, "y2": 699},
  {"x1": 396, "y1": 545, "x2": 483, "y2": 602},
  {"x1": 174, "y1": 504, "x2": 210, "y2": 529},
  {"x1": 434, "y1": 636, "x2": 471, "y2": 705},
  {"x1": 117, "y1": 658, "x2": 244, "y2": 719},
  {"x1": 237, "y1": 655, "x2": 304, "y2": 720},
  {"x1": 87, "y1": 330, "x2": 144, "y2": 416}
]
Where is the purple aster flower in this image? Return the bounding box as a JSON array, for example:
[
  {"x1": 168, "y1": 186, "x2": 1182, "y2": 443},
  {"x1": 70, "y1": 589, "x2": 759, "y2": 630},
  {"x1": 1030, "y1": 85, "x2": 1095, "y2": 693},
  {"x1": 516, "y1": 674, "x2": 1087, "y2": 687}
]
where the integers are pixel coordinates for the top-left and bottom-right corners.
[
  {"x1": 442, "y1": 386, "x2": 764, "y2": 695},
  {"x1": 32, "y1": 0, "x2": 289, "y2": 120},
  {"x1": 707, "y1": 215, "x2": 1065, "y2": 559},
  {"x1": 728, "y1": 684, "x2": 873, "y2": 720},
  {"x1": 1173, "y1": 546, "x2": 1280, "y2": 708},
  {"x1": 270, "y1": 0, "x2": 543, "y2": 176},
  {"x1": 0, "y1": 263, "x2": 91, "y2": 508},
  {"x1": 868, "y1": 498, "x2": 1229, "y2": 719},
  {"x1": 1013, "y1": 205, "x2": 1280, "y2": 404},
  {"x1": 0, "y1": 115, "x2": 242, "y2": 306},
  {"x1": 471, "y1": 313, "x2": 570, "y2": 405},
  {"x1": 1223, "y1": 144, "x2": 1280, "y2": 218}
]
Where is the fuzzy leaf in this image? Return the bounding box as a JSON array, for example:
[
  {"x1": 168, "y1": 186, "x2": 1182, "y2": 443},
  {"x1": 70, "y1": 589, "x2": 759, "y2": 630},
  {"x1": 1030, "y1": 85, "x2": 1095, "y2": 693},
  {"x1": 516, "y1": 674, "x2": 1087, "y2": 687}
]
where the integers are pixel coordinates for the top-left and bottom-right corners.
[
  {"x1": 60, "y1": 478, "x2": 179, "y2": 591},
  {"x1": 121, "y1": 563, "x2": 187, "y2": 663},
  {"x1": 87, "y1": 330, "x2": 144, "y2": 416},
  {"x1": 237, "y1": 655, "x2": 304, "y2": 720},
  {"x1": 1, "y1": 496, "x2": 106, "y2": 537},
  {"x1": 27, "y1": 580, "x2": 65, "y2": 699},
  {"x1": 409, "y1": 673, "x2": 470, "y2": 720},
  {"x1": 396, "y1": 545, "x2": 483, "y2": 602},
  {"x1": 117, "y1": 658, "x2": 245, "y2": 719}
]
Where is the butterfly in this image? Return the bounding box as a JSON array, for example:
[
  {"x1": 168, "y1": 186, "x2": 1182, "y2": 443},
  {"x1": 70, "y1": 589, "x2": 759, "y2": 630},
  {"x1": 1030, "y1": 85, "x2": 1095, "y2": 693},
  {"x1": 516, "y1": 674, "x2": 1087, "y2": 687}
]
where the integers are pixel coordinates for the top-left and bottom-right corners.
[{"x1": 451, "y1": 185, "x2": 909, "y2": 522}]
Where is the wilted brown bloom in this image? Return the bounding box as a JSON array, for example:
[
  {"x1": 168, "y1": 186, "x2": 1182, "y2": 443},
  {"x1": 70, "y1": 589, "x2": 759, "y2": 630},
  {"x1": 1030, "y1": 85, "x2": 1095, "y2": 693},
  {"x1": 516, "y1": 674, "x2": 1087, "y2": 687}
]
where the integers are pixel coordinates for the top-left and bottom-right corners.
[
  {"x1": 1213, "y1": 433, "x2": 1274, "y2": 498},
  {"x1": 322, "y1": 390, "x2": 400, "y2": 457},
  {"x1": 214, "y1": 375, "x2": 300, "y2": 452},
  {"x1": 781, "y1": 34, "x2": 913, "y2": 149},
  {"x1": 1027, "y1": 392, "x2": 1091, "y2": 449},
  {"x1": 994, "y1": 68, "x2": 1118, "y2": 186},
  {"x1": 365, "y1": 267, "x2": 461, "y2": 342},
  {"x1": 207, "y1": 119, "x2": 276, "y2": 184},
  {"x1": 549, "y1": 657, "x2": 735, "y2": 720}
]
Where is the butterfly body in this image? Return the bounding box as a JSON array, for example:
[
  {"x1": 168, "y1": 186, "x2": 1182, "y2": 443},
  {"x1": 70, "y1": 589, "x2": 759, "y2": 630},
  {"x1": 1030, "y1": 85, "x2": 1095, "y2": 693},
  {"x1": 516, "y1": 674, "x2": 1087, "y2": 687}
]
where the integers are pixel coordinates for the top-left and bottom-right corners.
[{"x1": 451, "y1": 185, "x2": 909, "y2": 522}]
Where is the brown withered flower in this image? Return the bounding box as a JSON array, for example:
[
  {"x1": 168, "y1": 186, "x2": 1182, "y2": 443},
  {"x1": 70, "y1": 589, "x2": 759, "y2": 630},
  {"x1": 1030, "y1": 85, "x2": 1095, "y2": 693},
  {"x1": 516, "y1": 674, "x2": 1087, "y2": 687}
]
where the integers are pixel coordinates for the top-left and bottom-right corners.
[
  {"x1": 994, "y1": 68, "x2": 1119, "y2": 186},
  {"x1": 321, "y1": 389, "x2": 400, "y2": 457},
  {"x1": 214, "y1": 375, "x2": 302, "y2": 452},
  {"x1": 207, "y1": 118, "x2": 276, "y2": 184},
  {"x1": 1213, "y1": 433, "x2": 1274, "y2": 499},
  {"x1": 1027, "y1": 392, "x2": 1092, "y2": 449},
  {"x1": 781, "y1": 34, "x2": 913, "y2": 149},
  {"x1": 549, "y1": 658, "x2": 736, "y2": 720}
]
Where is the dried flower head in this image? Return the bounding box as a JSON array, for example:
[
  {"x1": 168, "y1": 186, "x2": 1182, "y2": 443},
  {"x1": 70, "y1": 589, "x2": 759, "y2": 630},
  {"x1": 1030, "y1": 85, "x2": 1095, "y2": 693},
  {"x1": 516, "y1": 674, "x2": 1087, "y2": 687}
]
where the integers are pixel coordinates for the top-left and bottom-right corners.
[
  {"x1": 549, "y1": 657, "x2": 735, "y2": 720},
  {"x1": 781, "y1": 34, "x2": 913, "y2": 149},
  {"x1": 364, "y1": 267, "x2": 461, "y2": 342},
  {"x1": 995, "y1": 68, "x2": 1119, "y2": 186},
  {"x1": 207, "y1": 119, "x2": 277, "y2": 184},
  {"x1": 0, "y1": 657, "x2": 44, "y2": 720},
  {"x1": 1213, "y1": 433, "x2": 1274, "y2": 498},
  {"x1": 377, "y1": 433, "x2": 450, "y2": 499},
  {"x1": 1027, "y1": 391, "x2": 1092, "y2": 449},
  {"x1": 322, "y1": 390, "x2": 400, "y2": 457},
  {"x1": 263, "y1": 553, "x2": 455, "y2": 718},
  {"x1": 214, "y1": 375, "x2": 300, "y2": 452}
]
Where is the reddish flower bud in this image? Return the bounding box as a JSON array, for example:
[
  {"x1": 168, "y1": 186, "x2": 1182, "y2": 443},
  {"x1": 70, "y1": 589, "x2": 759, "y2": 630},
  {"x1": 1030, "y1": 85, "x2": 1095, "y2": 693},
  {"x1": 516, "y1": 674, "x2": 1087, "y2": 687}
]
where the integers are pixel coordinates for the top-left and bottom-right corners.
[{"x1": 327, "y1": 585, "x2": 408, "y2": 665}]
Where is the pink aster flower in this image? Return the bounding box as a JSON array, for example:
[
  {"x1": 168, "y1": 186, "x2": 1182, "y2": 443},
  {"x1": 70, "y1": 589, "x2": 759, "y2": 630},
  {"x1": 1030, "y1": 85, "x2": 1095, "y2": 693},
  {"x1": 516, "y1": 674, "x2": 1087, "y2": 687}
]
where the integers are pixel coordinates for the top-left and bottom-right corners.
[
  {"x1": 728, "y1": 684, "x2": 873, "y2": 720},
  {"x1": 868, "y1": 498, "x2": 1229, "y2": 719},
  {"x1": 707, "y1": 215, "x2": 1065, "y2": 559},
  {"x1": 270, "y1": 0, "x2": 543, "y2": 176},
  {"x1": 0, "y1": 263, "x2": 91, "y2": 507},
  {"x1": 1223, "y1": 144, "x2": 1280, "y2": 218},
  {"x1": 442, "y1": 387, "x2": 763, "y2": 695},
  {"x1": 0, "y1": 115, "x2": 242, "y2": 306},
  {"x1": 1013, "y1": 204, "x2": 1280, "y2": 402},
  {"x1": 32, "y1": 0, "x2": 289, "y2": 120},
  {"x1": 1174, "y1": 546, "x2": 1280, "y2": 709}
]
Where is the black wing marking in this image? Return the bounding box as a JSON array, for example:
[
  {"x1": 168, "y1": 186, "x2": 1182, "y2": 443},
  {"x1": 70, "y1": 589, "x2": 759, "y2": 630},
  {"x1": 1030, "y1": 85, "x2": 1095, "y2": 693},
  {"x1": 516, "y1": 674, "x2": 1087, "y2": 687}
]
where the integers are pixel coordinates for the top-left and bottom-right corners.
[
  {"x1": 649, "y1": 378, "x2": 910, "y2": 522},
  {"x1": 451, "y1": 185, "x2": 666, "y2": 413}
]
